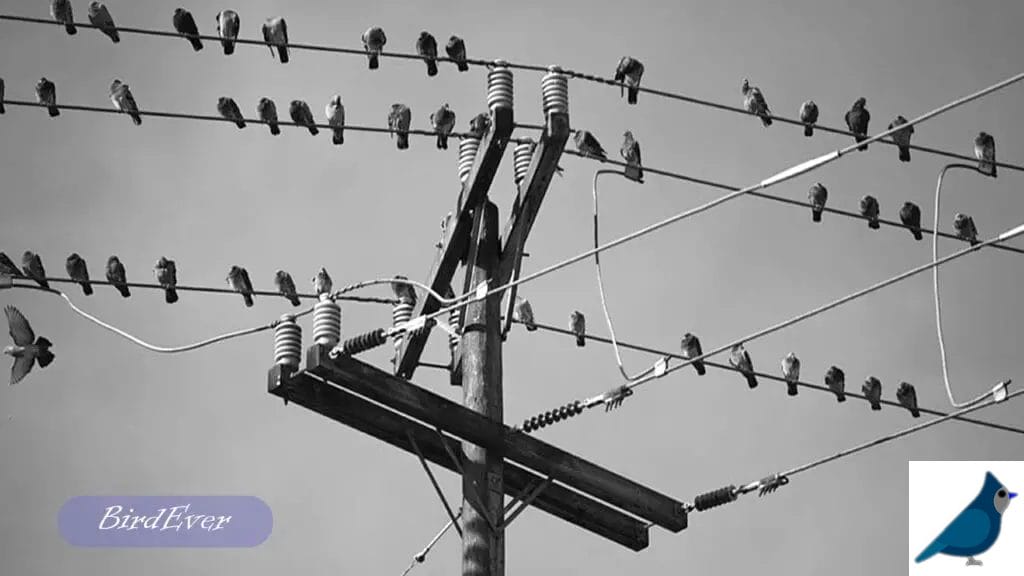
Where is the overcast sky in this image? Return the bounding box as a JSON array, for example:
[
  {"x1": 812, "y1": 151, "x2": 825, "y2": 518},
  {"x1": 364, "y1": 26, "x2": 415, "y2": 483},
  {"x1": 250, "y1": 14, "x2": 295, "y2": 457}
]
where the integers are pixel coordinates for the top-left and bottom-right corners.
[{"x1": 2, "y1": 0, "x2": 1024, "y2": 574}]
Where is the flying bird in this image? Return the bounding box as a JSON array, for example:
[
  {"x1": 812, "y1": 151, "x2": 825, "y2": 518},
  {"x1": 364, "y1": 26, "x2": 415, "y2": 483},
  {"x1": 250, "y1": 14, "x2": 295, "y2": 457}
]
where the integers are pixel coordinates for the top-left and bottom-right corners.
[
  {"x1": 274, "y1": 270, "x2": 300, "y2": 307},
  {"x1": 808, "y1": 183, "x2": 828, "y2": 222},
  {"x1": 897, "y1": 381, "x2": 920, "y2": 417},
  {"x1": 824, "y1": 366, "x2": 846, "y2": 402},
  {"x1": 845, "y1": 97, "x2": 870, "y2": 151},
  {"x1": 312, "y1": 267, "x2": 332, "y2": 296},
  {"x1": 620, "y1": 131, "x2": 643, "y2": 183},
  {"x1": 88, "y1": 2, "x2": 119, "y2": 43},
  {"x1": 388, "y1": 104, "x2": 412, "y2": 150},
  {"x1": 257, "y1": 98, "x2": 280, "y2": 135},
  {"x1": 217, "y1": 97, "x2": 246, "y2": 128},
  {"x1": 799, "y1": 100, "x2": 818, "y2": 136},
  {"x1": 741, "y1": 78, "x2": 772, "y2": 127},
  {"x1": 570, "y1": 311, "x2": 586, "y2": 347},
  {"x1": 862, "y1": 376, "x2": 882, "y2": 410},
  {"x1": 361, "y1": 26, "x2": 387, "y2": 70},
  {"x1": 105, "y1": 255, "x2": 130, "y2": 298},
  {"x1": 4, "y1": 306, "x2": 55, "y2": 386},
  {"x1": 680, "y1": 333, "x2": 705, "y2": 375},
  {"x1": 21, "y1": 252, "x2": 48, "y2": 289},
  {"x1": 172, "y1": 8, "x2": 203, "y2": 51},
  {"x1": 416, "y1": 31, "x2": 439, "y2": 77},
  {"x1": 50, "y1": 0, "x2": 76, "y2": 35},
  {"x1": 915, "y1": 472, "x2": 1016, "y2": 566},
  {"x1": 154, "y1": 257, "x2": 178, "y2": 304},
  {"x1": 323, "y1": 96, "x2": 345, "y2": 146},
  {"x1": 227, "y1": 266, "x2": 254, "y2": 307},
  {"x1": 36, "y1": 78, "x2": 59, "y2": 117},
  {"x1": 289, "y1": 100, "x2": 318, "y2": 135},
  {"x1": 614, "y1": 57, "x2": 645, "y2": 105},
  {"x1": 729, "y1": 344, "x2": 758, "y2": 388},
  {"x1": 900, "y1": 201, "x2": 923, "y2": 241},
  {"x1": 513, "y1": 297, "x2": 536, "y2": 331},
  {"x1": 215, "y1": 10, "x2": 240, "y2": 55},
  {"x1": 0, "y1": 253, "x2": 23, "y2": 279},
  {"x1": 65, "y1": 253, "x2": 93, "y2": 295},
  {"x1": 110, "y1": 79, "x2": 142, "y2": 125},
  {"x1": 974, "y1": 132, "x2": 996, "y2": 177},
  {"x1": 468, "y1": 113, "x2": 491, "y2": 138},
  {"x1": 781, "y1": 352, "x2": 800, "y2": 396},
  {"x1": 888, "y1": 115, "x2": 914, "y2": 162},
  {"x1": 953, "y1": 213, "x2": 979, "y2": 245},
  {"x1": 859, "y1": 195, "x2": 880, "y2": 229},
  {"x1": 262, "y1": 17, "x2": 289, "y2": 63},
  {"x1": 574, "y1": 130, "x2": 607, "y2": 160},
  {"x1": 430, "y1": 103, "x2": 456, "y2": 150},
  {"x1": 445, "y1": 35, "x2": 469, "y2": 71}
]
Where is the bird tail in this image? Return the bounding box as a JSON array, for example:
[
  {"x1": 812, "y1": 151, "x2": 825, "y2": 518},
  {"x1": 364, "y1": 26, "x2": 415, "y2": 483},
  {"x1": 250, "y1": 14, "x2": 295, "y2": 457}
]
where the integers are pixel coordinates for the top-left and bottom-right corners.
[
  {"x1": 131, "y1": 113, "x2": 142, "y2": 126},
  {"x1": 899, "y1": 147, "x2": 911, "y2": 162},
  {"x1": 991, "y1": 164, "x2": 998, "y2": 178},
  {"x1": 0, "y1": 102, "x2": 5, "y2": 114},
  {"x1": 307, "y1": 125, "x2": 319, "y2": 136},
  {"x1": 333, "y1": 129, "x2": 344, "y2": 145},
  {"x1": 915, "y1": 540, "x2": 944, "y2": 563},
  {"x1": 912, "y1": 229, "x2": 923, "y2": 241},
  {"x1": 269, "y1": 124, "x2": 280, "y2": 136},
  {"x1": 110, "y1": 31, "x2": 120, "y2": 43},
  {"x1": 745, "y1": 374, "x2": 759, "y2": 389},
  {"x1": 243, "y1": 293, "x2": 254, "y2": 307},
  {"x1": 836, "y1": 393, "x2": 846, "y2": 403},
  {"x1": 235, "y1": 120, "x2": 246, "y2": 129},
  {"x1": 37, "y1": 279, "x2": 50, "y2": 290},
  {"x1": 525, "y1": 322, "x2": 537, "y2": 332},
  {"x1": 910, "y1": 408, "x2": 920, "y2": 418},
  {"x1": 35, "y1": 338, "x2": 54, "y2": 368},
  {"x1": 368, "y1": 54, "x2": 379, "y2": 70},
  {"x1": 277, "y1": 46, "x2": 289, "y2": 64},
  {"x1": 165, "y1": 287, "x2": 178, "y2": 304},
  {"x1": 427, "y1": 60, "x2": 438, "y2": 77},
  {"x1": 116, "y1": 284, "x2": 131, "y2": 298},
  {"x1": 288, "y1": 295, "x2": 301, "y2": 307},
  {"x1": 48, "y1": 105, "x2": 60, "y2": 117},
  {"x1": 694, "y1": 361, "x2": 706, "y2": 376},
  {"x1": 398, "y1": 133, "x2": 409, "y2": 150},
  {"x1": 628, "y1": 87, "x2": 638, "y2": 105},
  {"x1": 223, "y1": 41, "x2": 234, "y2": 55},
  {"x1": 624, "y1": 165, "x2": 643, "y2": 183},
  {"x1": 871, "y1": 402, "x2": 881, "y2": 411},
  {"x1": 855, "y1": 134, "x2": 868, "y2": 151},
  {"x1": 804, "y1": 124, "x2": 814, "y2": 137},
  {"x1": 457, "y1": 61, "x2": 469, "y2": 72},
  {"x1": 812, "y1": 209, "x2": 822, "y2": 223},
  {"x1": 436, "y1": 134, "x2": 446, "y2": 150},
  {"x1": 65, "y1": 22, "x2": 77, "y2": 35},
  {"x1": 787, "y1": 382, "x2": 798, "y2": 396},
  {"x1": 189, "y1": 36, "x2": 203, "y2": 51},
  {"x1": 761, "y1": 115, "x2": 772, "y2": 127},
  {"x1": 81, "y1": 282, "x2": 93, "y2": 296},
  {"x1": 576, "y1": 335, "x2": 585, "y2": 347},
  {"x1": 869, "y1": 219, "x2": 880, "y2": 230}
]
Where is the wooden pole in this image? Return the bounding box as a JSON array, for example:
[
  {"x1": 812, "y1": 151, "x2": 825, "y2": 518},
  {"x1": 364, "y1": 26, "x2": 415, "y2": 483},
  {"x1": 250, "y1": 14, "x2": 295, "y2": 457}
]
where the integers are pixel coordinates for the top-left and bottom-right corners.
[{"x1": 461, "y1": 200, "x2": 504, "y2": 576}]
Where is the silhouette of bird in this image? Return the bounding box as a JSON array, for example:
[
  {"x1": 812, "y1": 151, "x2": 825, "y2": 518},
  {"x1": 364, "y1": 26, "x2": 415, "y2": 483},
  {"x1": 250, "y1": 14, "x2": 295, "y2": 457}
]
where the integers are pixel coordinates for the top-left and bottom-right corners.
[
  {"x1": 974, "y1": 132, "x2": 996, "y2": 177},
  {"x1": 362, "y1": 26, "x2": 386, "y2": 70},
  {"x1": 0, "y1": 78, "x2": 5, "y2": 115},
  {"x1": 65, "y1": 253, "x2": 93, "y2": 295},
  {"x1": 0, "y1": 253, "x2": 24, "y2": 279},
  {"x1": 215, "y1": 10, "x2": 239, "y2": 55},
  {"x1": 729, "y1": 344, "x2": 758, "y2": 388},
  {"x1": 217, "y1": 97, "x2": 246, "y2": 128},
  {"x1": 513, "y1": 297, "x2": 536, "y2": 331},
  {"x1": 416, "y1": 32, "x2": 439, "y2": 77},
  {"x1": 312, "y1": 267, "x2": 332, "y2": 296},
  {"x1": 900, "y1": 201, "x2": 923, "y2": 241},
  {"x1": 620, "y1": 131, "x2": 643, "y2": 183},
  {"x1": 741, "y1": 78, "x2": 772, "y2": 126},
  {"x1": 915, "y1": 471, "x2": 1016, "y2": 566},
  {"x1": 680, "y1": 333, "x2": 705, "y2": 376},
  {"x1": 845, "y1": 97, "x2": 870, "y2": 151},
  {"x1": 808, "y1": 183, "x2": 828, "y2": 222},
  {"x1": 430, "y1": 103, "x2": 456, "y2": 150},
  {"x1": 262, "y1": 17, "x2": 289, "y2": 63},
  {"x1": 859, "y1": 195, "x2": 880, "y2": 229},
  {"x1": 172, "y1": 8, "x2": 203, "y2": 51},
  {"x1": 897, "y1": 382, "x2": 920, "y2": 417},
  {"x1": 106, "y1": 256, "x2": 130, "y2": 298},
  {"x1": 888, "y1": 115, "x2": 914, "y2": 162},
  {"x1": 21, "y1": 252, "x2": 48, "y2": 289},
  {"x1": 825, "y1": 366, "x2": 846, "y2": 402},
  {"x1": 4, "y1": 306, "x2": 54, "y2": 385},
  {"x1": 574, "y1": 130, "x2": 607, "y2": 160},
  {"x1": 154, "y1": 257, "x2": 178, "y2": 303},
  {"x1": 799, "y1": 100, "x2": 818, "y2": 136},
  {"x1": 570, "y1": 311, "x2": 586, "y2": 347},
  {"x1": 227, "y1": 266, "x2": 254, "y2": 307},
  {"x1": 614, "y1": 57, "x2": 645, "y2": 105},
  {"x1": 953, "y1": 213, "x2": 979, "y2": 246},
  {"x1": 862, "y1": 376, "x2": 882, "y2": 410},
  {"x1": 390, "y1": 276, "x2": 417, "y2": 307},
  {"x1": 388, "y1": 104, "x2": 412, "y2": 150},
  {"x1": 110, "y1": 80, "x2": 142, "y2": 126},
  {"x1": 468, "y1": 113, "x2": 491, "y2": 138},
  {"x1": 326, "y1": 96, "x2": 345, "y2": 145},
  {"x1": 289, "y1": 100, "x2": 318, "y2": 135},
  {"x1": 36, "y1": 78, "x2": 59, "y2": 117},
  {"x1": 781, "y1": 352, "x2": 800, "y2": 396},
  {"x1": 274, "y1": 270, "x2": 300, "y2": 307},
  {"x1": 88, "y1": 2, "x2": 119, "y2": 43},
  {"x1": 445, "y1": 35, "x2": 469, "y2": 71},
  {"x1": 50, "y1": 0, "x2": 76, "y2": 35},
  {"x1": 257, "y1": 98, "x2": 280, "y2": 136}
]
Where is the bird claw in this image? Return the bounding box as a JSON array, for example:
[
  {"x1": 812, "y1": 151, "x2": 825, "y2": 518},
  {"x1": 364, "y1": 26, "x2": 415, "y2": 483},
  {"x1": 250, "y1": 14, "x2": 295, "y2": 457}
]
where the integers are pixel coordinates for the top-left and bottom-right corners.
[
  {"x1": 603, "y1": 385, "x2": 633, "y2": 412},
  {"x1": 966, "y1": 557, "x2": 983, "y2": 567},
  {"x1": 757, "y1": 474, "x2": 789, "y2": 497}
]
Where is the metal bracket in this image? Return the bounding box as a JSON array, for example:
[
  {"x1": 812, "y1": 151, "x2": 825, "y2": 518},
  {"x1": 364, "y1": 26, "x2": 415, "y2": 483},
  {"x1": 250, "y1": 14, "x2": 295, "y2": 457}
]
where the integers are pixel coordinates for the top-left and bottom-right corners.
[
  {"x1": 500, "y1": 476, "x2": 553, "y2": 530},
  {"x1": 407, "y1": 431, "x2": 464, "y2": 539}
]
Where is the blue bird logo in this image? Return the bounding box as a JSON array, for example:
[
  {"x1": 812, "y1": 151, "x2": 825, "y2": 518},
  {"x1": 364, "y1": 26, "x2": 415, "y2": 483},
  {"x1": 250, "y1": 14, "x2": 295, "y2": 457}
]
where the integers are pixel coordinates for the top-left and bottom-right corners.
[{"x1": 915, "y1": 471, "x2": 1017, "y2": 566}]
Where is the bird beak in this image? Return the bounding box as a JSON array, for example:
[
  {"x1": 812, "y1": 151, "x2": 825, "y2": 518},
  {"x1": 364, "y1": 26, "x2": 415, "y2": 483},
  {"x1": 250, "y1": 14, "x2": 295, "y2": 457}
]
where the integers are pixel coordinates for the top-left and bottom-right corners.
[{"x1": 1010, "y1": 492, "x2": 1018, "y2": 500}]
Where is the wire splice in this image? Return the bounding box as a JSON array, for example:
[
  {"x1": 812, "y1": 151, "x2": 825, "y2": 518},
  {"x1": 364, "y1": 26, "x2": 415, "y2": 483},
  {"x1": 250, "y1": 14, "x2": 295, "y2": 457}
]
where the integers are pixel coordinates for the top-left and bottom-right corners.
[
  {"x1": 312, "y1": 294, "x2": 342, "y2": 348},
  {"x1": 273, "y1": 315, "x2": 302, "y2": 368}
]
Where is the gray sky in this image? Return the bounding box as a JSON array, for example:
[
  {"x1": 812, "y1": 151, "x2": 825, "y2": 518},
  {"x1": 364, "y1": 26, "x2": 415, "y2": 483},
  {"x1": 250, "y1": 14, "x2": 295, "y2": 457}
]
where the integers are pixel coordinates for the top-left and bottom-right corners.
[{"x1": 2, "y1": 0, "x2": 1024, "y2": 573}]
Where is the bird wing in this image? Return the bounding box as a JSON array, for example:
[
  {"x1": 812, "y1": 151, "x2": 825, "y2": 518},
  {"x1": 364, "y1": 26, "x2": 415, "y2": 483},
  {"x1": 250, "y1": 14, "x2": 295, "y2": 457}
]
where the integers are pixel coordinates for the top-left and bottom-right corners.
[
  {"x1": 915, "y1": 508, "x2": 990, "y2": 562},
  {"x1": 10, "y1": 354, "x2": 33, "y2": 385},
  {"x1": 5, "y1": 306, "x2": 35, "y2": 345}
]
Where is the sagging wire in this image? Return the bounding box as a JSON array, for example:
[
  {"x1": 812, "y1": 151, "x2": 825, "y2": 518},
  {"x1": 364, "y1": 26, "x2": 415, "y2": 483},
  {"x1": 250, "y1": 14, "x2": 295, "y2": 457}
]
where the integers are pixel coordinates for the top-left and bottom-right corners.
[
  {"x1": 687, "y1": 383, "x2": 1017, "y2": 513},
  {"x1": 330, "y1": 277, "x2": 459, "y2": 306}
]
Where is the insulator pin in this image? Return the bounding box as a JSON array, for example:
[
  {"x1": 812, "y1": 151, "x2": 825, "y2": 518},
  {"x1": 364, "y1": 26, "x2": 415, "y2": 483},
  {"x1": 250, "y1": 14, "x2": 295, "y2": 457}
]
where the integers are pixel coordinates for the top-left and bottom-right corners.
[
  {"x1": 313, "y1": 295, "x2": 342, "y2": 348},
  {"x1": 694, "y1": 486, "x2": 737, "y2": 511},
  {"x1": 487, "y1": 61, "x2": 514, "y2": 111},
  {"x1": 274, "y1": 315, "x2": 302, "y2": 368},
  {"x1": 541, "y1": 66, "x2": 569, "y2": 115}
]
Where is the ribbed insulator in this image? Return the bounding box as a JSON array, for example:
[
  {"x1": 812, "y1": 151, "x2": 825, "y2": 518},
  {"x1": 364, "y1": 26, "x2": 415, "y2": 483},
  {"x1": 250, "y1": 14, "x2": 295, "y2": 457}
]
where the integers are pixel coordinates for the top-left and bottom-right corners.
[
  {"x1": 448, "y1": 306, "x2": 461, "y2": 352},
  {"x1": 392, "y1": 298, "x2": 415, "y2": 353},
  {"x1": 313, "y1": 295, "x2": 342, "y2": 348},
  {"x1": 541, "y1": 66, "x2": 569, "y2": 115},
  {"x1": 513, "y1": 140, "x2": 535, "y2": 185},
  {"x1": 487, "y1": 61, "x2": 514, "y2": 111},
  {"x1": 340, "y1": 328, "x2": 388, "y2": 357},
  {"x1": 693, "y1": 486, "x2": 737, "y2": 511},
  {"x1": 458, "y1": 137, "x2": 481, "y2": 183},
  {"x1": 521, "y1": 400, "x2": 584, "y2": 433},
  {"x1": 274, "y1": 316, "x2": 302, "y2": 368}
]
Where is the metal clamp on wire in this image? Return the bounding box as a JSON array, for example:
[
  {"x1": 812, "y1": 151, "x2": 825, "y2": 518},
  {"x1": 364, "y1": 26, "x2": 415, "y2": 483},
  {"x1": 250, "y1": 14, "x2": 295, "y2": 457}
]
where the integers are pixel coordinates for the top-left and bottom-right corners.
[
  {"x1": 755, "y1": 474, "x2": 789, "y2": 497},
  {"x1": 602, "y1": 385, "x2": 634, "y2": 412},
  {"x1": 991, "y1": 379, "x2": 1011, "y2": 403}
]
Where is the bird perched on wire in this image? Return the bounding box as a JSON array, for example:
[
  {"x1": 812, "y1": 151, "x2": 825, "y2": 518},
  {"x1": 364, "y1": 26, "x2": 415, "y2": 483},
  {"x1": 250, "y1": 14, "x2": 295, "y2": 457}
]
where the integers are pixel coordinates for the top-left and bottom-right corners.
[
  {"x1": 574, "y1": 130, "x2": 607, "y2": 160},
  {"x1": 0, "y1": 253, "x2": 23, "y2": 279},
  {"x1": 362, "y1": 26, "x2": 387, "y2": 70},
  {"x1": 430, "y1": 104, "x2": 456, "y2": 150},
  {"x1": 445, "y1": 35, "x2": 469, "y2": 72},
  {"x1": 388, "y1": 104, "x2": 412, "y2": 150},
  {"x1": 289, "y1": 100, "x2": 318, "y2": 135},
  {"x1": 680, "y1": 333, "x2": 705, "y2": 376},
  {"x1": 50, "y1": 0, "x2": 76, "y2": 35},
  {"x1": 227, "y1": 266, "x2": 254, "y2": 307},
  {"x1": 915, "y1": 471, "x2": 1016, "y2": 566},
  {"x1": 312, "y1": 267, "x2": 333, "y2": 297},
  {"x1": 953, "y1": 213, "x2": 979, "y2": 245},
  {"x1": 859, "y1": 195, "x2": 880, "y2": 229},
  {"x1": 4, "y1": 306, "x2": 54, "y2": 386},
  {"x1": 781, "y1": 352, "x2": 800, "y2": 396},
  {"x1": 799, "y1": 100, "x2": 819, "y2": 137},
  {"x1": 105, "y1": 256, "x2": 130, "y2": 298},
  {"x1": 21, "y1": 252, "x2": 49, "y2": 289},
  {"x1": 273, "y1": 270, "x2": 300, "y2": 307},
  {"x1": 729, "y1": 344, "x2": 758, "y2": 388},
  {"x1": 217, "y1": 97, "x2": 246, "y2": 129},
  {"x1": 741, "y1": 78, "x2": 772, "y2": 127},
  {"x1": 888, "y1": 115, "x2": 914, "y2": 162},
  {"x1": 436, "y1": 212, "x2": 451, "y2": 249},
  {"x1": 390, "y1": 275, "x2": 417, "y2": 306},
  {"x1": 974, "y1": 132, "x2": 996, "y2": 177},
  {"x1": 808, "y1": 182, "x2": 828, "y2": 223},
  {"x1": 109, "y1": 79, "x2": 142, "y2": 126},
  {"x1": 416, "y1": 31, "x2": 439, "y2": 77},
  {"x1": 172, "y1": 8, "x2": 203, "y2": 52},
  {"x1": 65, "y1": 253, "x2": 93, "y2": 296},
  {"x1": 845, "y1": 97, "x2": 870, "y2": 151},
  {"x1": 0, "y1": 78, "x2": 5, "y2": 115},
  {"x1": 214, "y1": 10, "x2": 239, "y2": 55},
  {"x1": 35, "y1": 78, "x2": 59, "y2": 118},
  {"x1": 326, "y1": 96, "x2": 345, "y2": 146},
  {"x1": 512, "y1": 297, "x2": 536, "y2": 331},
  {"x1": 862, "y1": 376, "x2": 882, "y2": 410},
  {"x1": 897, "y1": 381, "x2": 920, "y2": 417},
  {"x1": 620, "y1": 131, "x2": 643, "y2": 183},
  {"x1": 88, "y1": 2, "x2": 119, "y2": 43},
  {"x1": 570, "y1": 311, "x2": 586, "y2": 347},
  {"x1": 257, "y1": 98, "x2": 280, "y2": 136},
  {"x1": 468, "y1": 113, "x2": 491, "y2": 138},
  {"x1": 824, "y1": 365, "x2": 846, "y2": 402},
  {"x1": 614, "y1": 57, "x2": 645, "y2": 105},
  {"x1": 262, "y1": 17, "x2": 289, "y2": 63},
  {"x1": 154, "y1": 257, "x2": 178, "y2": 304},
  {"x1": 900, "y1": 201, "x2": 923, "y2": 241}
]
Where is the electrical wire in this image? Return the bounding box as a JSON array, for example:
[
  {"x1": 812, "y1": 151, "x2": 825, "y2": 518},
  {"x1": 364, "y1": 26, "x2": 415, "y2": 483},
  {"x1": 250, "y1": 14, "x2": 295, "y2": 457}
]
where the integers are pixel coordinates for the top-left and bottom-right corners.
[{"x1": 331, "y1": 277, "x2": 459, "y2": 306}]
